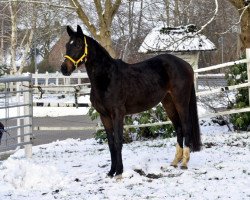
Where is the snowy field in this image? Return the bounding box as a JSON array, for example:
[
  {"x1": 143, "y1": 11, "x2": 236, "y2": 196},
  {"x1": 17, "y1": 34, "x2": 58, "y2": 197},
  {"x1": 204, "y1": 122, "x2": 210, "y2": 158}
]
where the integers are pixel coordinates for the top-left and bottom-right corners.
[{"x1": 0, "y1": 94, "x2": 249, "y2": 200}]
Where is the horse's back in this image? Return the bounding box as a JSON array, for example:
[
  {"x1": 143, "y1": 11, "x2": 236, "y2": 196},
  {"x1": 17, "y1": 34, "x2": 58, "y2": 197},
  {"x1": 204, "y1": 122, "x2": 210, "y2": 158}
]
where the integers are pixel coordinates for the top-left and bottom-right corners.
[{"x1": 119, "y1": 54, "x2": 194, "y2": 114}]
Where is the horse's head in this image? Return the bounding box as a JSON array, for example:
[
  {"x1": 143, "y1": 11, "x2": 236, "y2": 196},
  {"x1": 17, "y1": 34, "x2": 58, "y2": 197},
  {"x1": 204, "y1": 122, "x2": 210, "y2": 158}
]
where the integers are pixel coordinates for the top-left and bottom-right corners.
[{"x1": 61, "y1": 25, "x2": 88, "y2": 76}]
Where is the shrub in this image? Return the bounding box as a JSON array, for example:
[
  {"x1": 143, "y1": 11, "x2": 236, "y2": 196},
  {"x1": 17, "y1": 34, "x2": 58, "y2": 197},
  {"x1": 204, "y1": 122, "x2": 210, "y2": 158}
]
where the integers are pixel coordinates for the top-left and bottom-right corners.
[
  {"x1": 88, "y1": 104, "x2": 175, "y2": 143},
  {"x1": 225, "y1": 58, "x2": 250, "y2": 130},
  {"x1": 0, "y1": 64, "x2": 8, "y2": 77}
]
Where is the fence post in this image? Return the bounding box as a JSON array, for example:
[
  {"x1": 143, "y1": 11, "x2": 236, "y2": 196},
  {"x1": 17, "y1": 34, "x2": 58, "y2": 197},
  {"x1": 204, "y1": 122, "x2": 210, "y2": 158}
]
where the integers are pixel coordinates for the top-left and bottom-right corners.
[
  {"x1": 35, "y1": 71, "x2": 38, "y2": 85},
  {"x1": 77, "y1": 70, "x2": 81, "y2": 84},
  {"x1": 23, "y1": 74, "x2": 33, "y2": 158},
  {"x1": 45, "y1": 71, "x2": 49, "y2": 86},
  {"x1": 16, "y1": 82, "x2": 21, "y2": 144},
  {"x1": 247, "y1": 48, "x2": 250, "y2": 106},
  {"x1": 56, "y1": 71, "x2": 59, "y2": 86}
]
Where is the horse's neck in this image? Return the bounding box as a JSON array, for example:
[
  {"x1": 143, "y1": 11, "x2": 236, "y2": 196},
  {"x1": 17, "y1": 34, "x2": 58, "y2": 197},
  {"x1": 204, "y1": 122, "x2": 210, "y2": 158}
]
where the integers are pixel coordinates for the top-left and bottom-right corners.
[{"x1": 85, "y1": 39, "x2": 115, "y2": 85}]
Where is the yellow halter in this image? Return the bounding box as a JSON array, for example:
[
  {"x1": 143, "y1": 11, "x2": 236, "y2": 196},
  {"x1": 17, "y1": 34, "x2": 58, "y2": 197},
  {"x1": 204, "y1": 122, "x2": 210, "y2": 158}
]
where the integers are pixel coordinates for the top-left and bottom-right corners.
[{"x1": 64, "y1": 37, "x2": 88, "y2": 68}]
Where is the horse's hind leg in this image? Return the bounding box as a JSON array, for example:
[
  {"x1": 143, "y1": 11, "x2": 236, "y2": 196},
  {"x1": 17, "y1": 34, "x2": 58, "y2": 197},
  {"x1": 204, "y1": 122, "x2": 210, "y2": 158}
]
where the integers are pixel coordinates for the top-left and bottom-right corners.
[
  {"x1": 161, "y1": 94, "x2": 183, "y2": 167},
  {"x1": 100, "y1": 114, "x2": 116, "y2": 177},
  {"x1": 170, "y1": 93, "x2": 192, "y2": 169}
]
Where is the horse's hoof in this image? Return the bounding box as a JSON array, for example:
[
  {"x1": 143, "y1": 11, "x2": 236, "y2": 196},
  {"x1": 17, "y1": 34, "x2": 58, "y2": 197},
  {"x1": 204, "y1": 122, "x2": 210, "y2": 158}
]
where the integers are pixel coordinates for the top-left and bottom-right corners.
[
  {"x1": 107, "y1": 171, "x2": 115, "y2": 178},
  {"x1": 180, "y1": 165, "x2": 188, "y2": 170},
  {"x1": 115, "y1": 174, "x2": 123, "y2": 181},
  {"x1": 170, "y1": 163, "x2": 178, "y2": 168},
  {"x1": 107, "y1": 173, "x2": 113, "y2": 178}
]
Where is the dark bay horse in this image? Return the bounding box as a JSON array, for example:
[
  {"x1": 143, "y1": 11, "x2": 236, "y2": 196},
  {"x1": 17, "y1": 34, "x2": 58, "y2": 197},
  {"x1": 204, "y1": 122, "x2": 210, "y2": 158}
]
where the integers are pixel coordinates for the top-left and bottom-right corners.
[{"x1": 61, "y1": 25, "x2": 201, "y2": 177}]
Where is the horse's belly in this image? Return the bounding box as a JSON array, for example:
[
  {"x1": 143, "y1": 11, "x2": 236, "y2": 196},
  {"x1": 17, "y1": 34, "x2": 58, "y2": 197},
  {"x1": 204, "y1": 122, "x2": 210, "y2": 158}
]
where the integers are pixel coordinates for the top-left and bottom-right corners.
[{"x1": 125, "y1": 90, "x2": 166, "y2": 114}]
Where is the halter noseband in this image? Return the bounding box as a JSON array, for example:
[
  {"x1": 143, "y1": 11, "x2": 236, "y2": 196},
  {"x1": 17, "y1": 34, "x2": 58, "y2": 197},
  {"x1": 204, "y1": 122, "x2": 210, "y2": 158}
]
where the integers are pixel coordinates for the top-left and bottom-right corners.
[{"x1": 64, "y1": 37, "x2": 88, "y2": 68}]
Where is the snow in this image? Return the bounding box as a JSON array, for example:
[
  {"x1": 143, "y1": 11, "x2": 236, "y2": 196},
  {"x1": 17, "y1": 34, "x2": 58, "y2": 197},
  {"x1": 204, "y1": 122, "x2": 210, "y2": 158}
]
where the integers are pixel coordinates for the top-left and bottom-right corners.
[
  {"x1": 0, "y1": 94, "x2": 90, "y2": 118},
  {"x1": 0, "y1": 131, "x2": 249, "y2": 200},
  {"x1": 139, "y1": 25, "x2": 216, "y2": 53},
  {"x1": 0, "y1": 88, "x2": 250, "y2": 200},
  {"x1": 33, "y1": 95, "x2": 90, "y2": 117}
]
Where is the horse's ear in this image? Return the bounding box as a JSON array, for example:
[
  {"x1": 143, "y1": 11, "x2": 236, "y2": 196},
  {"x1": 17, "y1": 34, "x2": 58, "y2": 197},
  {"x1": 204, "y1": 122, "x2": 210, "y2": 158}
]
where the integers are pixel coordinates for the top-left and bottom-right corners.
[
  {"x1": 67, "y1": 26, "x2": 74, "y2": 37},
  {"x1": 77, "y1": 25, "x2": 84, "y2": 37}
]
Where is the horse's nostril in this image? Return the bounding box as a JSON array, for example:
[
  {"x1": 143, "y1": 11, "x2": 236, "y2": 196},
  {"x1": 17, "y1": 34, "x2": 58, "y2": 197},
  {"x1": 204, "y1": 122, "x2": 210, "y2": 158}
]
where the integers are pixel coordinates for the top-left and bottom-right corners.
[
  {"x1": 61, "y1": 64, "x2": 66, "y2": 71},
  {"x1": 61, "y1": 64, "x2": 71, "y2": 76}
]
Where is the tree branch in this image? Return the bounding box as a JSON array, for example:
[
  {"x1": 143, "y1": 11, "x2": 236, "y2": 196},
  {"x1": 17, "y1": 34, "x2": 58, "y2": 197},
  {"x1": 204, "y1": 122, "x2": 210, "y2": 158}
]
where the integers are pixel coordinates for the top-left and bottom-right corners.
[
  {"x1": 110, "y1": 0, "x2": 122, "y2": 20},
  {"x1": 195, "y1": 0, "x2": 219, "y2": 35},
  {"x1": 227, "y1": 0, "x2": 244, "y2": 9},
  {"x1": 69, "y1": 0, "x2": 100, "y2": 40},
  {"x1": 217, "y1": 4, "x2": 250, "y2": 35},
  {"x1": 0, "y1": 0, "x2": 77, "y2": 9},
  {"x1": 94, "y1": 0, "x2": 105, "y2": 28}
]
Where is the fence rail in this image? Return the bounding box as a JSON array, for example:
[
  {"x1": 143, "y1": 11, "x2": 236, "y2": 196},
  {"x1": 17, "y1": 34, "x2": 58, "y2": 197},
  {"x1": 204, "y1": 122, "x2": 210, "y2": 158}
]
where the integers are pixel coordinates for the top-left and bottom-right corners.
[
  {"x1": 33, "y1": 49, "x2": 250, "y2": 132},
  {"x1": 32, "y1": 70, "x2": 88, "y2": 86},
  {"x1": 0, "y1": 74, "x2": 33, "y2": 158},
  {"x1": 1, "y1": 51, "x2": 249, "y2": 158}
]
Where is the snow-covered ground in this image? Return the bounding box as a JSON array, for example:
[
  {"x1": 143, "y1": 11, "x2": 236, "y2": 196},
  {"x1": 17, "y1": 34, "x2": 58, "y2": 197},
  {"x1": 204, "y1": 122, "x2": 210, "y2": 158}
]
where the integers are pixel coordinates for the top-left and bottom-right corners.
[
  {"x1": 0, "y1": 94, "x2": 249, "y2": 200},
  {"x1": 0, "y1": 130, "x2": 249, "y2": 200}
]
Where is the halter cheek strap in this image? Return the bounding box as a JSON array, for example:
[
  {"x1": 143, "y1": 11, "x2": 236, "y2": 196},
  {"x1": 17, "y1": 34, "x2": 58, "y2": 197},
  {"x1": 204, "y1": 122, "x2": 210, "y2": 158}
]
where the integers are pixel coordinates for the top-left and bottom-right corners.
[{"x1": 64, "y1": 37, "x2": 88, "y2": 68}]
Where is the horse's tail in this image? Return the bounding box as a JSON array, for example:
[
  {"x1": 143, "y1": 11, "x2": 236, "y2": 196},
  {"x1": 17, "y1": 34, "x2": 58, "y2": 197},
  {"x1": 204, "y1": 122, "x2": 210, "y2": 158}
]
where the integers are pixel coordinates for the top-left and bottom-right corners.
[{"x1": 189, "y1": 85, "x2": 202, "y2": 152}]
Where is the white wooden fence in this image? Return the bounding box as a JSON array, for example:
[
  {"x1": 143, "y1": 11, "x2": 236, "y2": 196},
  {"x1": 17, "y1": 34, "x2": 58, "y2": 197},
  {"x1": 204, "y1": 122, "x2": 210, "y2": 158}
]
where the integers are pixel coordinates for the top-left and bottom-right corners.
[
  {"x1": 32, "y1": 70, "x2": 90, "y2": 107},
  {"x1": 0, "y1": 74, "x2": 33, "y2": 158},
  {"x1": 33, "y1": 70, "x2": 88, "y2": 86},
  {"x1": 33, "y1": 49, "x2": 250, "y2": 132},
  {"x1": 1, "y1": 54, "x2": 248, "y2": 157}
]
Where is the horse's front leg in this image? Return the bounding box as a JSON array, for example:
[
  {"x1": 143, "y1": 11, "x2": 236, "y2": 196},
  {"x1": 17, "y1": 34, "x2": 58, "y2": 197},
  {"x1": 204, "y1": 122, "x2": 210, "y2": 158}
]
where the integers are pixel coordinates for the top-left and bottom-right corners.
[
  {"x1": 113, "y1": 109, "x2": 124, "y2": 176},
  {"x1": 100, "y1": 115, "x2": 116, "y2": 177}
]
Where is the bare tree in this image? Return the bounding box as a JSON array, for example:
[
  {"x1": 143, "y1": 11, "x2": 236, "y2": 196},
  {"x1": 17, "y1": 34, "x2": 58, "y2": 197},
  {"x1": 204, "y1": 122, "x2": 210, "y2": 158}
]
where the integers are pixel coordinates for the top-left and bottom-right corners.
[
  {"x1": 0, "y1": 3, "x2": 9, "y2": 67},
  {"x1": 8, "y1": 1, "x2": 38, "y2": 74},
  {"x1": 69, "y1": 0, "x2": 122, "y2": 58},
  {"x1": 227, "y1": 0, "x2": 250, "y2": 50},
  {"x1": 1, "y1": 0, "x2": 74, "y2": 74},
  {"x1": 9, "y1": 1, "x2": 18, "y2": 74}
]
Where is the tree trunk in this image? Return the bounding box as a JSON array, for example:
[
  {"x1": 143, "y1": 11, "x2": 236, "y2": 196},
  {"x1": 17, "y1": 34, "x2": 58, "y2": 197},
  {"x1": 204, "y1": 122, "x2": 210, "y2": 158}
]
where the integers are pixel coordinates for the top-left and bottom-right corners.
[
  {"x1": 227, "y1": 0, "x2": 250, "y2": 50},
  {"x1": 239, "y1": 7, "x2": 250, "y2": 49},
  {"x1": 164, "y1": 0, "x2": 170, "y2": 26},
  {"x1": 9, "y1": 1, "x2": 18, "y2": 75},
  {"x1": 99, "y1": 30, "x2": 116, "y2": 58},
  {"x1": 0, "y1": 17, "x2": 4, "y2": 66},
  {"x1": 69, "y1": 0, "x2": 121, "y2": 58},
  {"x1": 19, "y1": 29, "x2": 34, "y2": 73},
  {"x1": 174, "y1": 0, "x2": 180, "y2": 26}
]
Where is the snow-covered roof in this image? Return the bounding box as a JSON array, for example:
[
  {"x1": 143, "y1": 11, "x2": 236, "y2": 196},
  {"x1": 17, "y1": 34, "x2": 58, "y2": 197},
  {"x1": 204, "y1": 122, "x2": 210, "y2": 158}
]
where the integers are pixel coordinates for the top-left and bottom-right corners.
[{"x1": 139, "y1": 24, "x2": 216, "y2": 53}]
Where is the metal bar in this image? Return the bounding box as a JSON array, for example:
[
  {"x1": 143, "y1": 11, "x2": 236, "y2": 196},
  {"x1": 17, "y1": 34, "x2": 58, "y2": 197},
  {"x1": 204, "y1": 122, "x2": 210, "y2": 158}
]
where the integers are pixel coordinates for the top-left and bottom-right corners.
[
  {"x1": 16, "y1": 83, "x2": 21, "y2": 144},
  {"x1": 1, "y1": 141, "x2": 32, "y2": 149},
  {"x1": 24, "y1": 81, "x2": 33, "y2": 158},
  {"x1": 5, "y1": 124, "x2": 32, "y2": 131},
  {"x1": 0, "y1": 103, "x2": 31, "y2": 109},
  {"x1": 0, "y1": 89, "x2": 31, "y2": 95},
  {"x1": 0, "y1": 74, "x2": 32, "y2": 83},
  {"x1": 17, "y1": 141, "x2": 32, "y2": 147},
  {"x1": 0, "y1": 114, "x2": 32, "y2": 121},
  {"x1": 4, "y1": 132, "x2": 33, "y2": 141},
  {"x1": 0, "y1": 74, "x2": 33, "y2": 157},
  {"x1": 33, "y1": 126, "x2": 97, "y2": 131},
  {"x1": 0, "y1": 147, "x2": 20, "y2": 157}
]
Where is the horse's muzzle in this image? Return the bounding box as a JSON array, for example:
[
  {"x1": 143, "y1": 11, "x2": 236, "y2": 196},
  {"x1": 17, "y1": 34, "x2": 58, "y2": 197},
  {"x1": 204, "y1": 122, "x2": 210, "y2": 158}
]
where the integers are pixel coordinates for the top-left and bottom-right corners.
[{"x1": 61, "y1": 63, "x2": 71, "y2": 76}]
